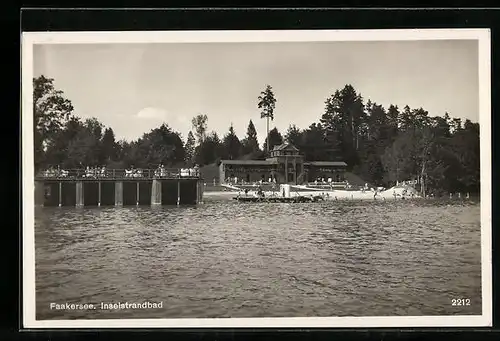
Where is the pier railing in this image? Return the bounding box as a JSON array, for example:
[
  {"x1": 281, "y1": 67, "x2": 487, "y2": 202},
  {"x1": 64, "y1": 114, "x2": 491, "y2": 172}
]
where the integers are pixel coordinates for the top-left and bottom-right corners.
[{"x1": 35, "y1": 168, "x2": 201, "y2": 180}]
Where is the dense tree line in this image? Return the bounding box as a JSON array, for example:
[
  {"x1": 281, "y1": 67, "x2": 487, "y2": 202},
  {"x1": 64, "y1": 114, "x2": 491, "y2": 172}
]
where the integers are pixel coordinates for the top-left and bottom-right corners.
[{"x1": 33, "y1": 76, "x2": 480, "y2": 194}]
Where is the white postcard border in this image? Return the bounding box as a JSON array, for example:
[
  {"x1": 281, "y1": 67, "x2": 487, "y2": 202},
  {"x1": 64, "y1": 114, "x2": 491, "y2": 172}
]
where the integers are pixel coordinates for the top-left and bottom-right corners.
[{"x1": 21, "y1": 28, "x2": 492, "y2": 329}]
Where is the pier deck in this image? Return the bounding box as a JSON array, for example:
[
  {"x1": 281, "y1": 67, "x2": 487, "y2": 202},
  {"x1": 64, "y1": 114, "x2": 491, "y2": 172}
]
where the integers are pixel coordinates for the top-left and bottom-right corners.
[{"x1": 35, "y1": 168, "x2": 204, "y2": 207}]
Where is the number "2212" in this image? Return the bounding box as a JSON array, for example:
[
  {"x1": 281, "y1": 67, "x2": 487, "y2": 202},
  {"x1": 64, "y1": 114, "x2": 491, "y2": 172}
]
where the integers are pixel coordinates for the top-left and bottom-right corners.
[{"x1": 452, "y1": 298, "x2": 471, "y2": 306}]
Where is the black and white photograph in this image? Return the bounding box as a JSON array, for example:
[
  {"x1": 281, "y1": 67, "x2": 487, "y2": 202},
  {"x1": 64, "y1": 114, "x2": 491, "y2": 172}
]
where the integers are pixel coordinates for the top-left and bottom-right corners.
[{"x1": 21, "y1": 29, "x2": 492, "y2": 328}]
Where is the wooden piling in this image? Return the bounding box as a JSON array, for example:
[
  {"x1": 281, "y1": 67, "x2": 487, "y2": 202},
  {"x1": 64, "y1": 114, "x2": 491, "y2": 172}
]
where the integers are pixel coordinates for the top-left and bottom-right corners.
[
  {"x1": 115, "y1": 181, "x2": 123, "y2": 206},
  {"x1": 98, "y1": 181, "x2": 101, "y2": 207},
  {"x1": 151, "y1": 179, "x2": 162, "y2": 205},
  {"x1": 76, "y1": 181, "x2": 84, "y2": 207},
  {"x1": 177, "y1": 180, "x2": 181, "y2": 206},
  {"x1": 34, "y1": 181, "x2": 44, "y2": 206},
  {"x1": 136, "y1": 182, "x2": 140, "y2": 206},
  {"x1": 58, "y1": 182, "x2": 62, "y2": 207}
]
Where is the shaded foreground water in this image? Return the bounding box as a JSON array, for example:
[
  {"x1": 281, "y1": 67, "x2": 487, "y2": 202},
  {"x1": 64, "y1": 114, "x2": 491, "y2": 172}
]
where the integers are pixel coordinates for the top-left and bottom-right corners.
[{"x1": 34, "y1": 198, "x2": 482, "y2": 320}]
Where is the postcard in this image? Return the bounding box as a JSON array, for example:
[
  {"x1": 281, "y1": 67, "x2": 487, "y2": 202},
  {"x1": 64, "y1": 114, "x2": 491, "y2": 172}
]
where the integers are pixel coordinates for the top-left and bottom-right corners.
[{"x1": 21, "y1": 28, "x2": 492, "y2": 328}]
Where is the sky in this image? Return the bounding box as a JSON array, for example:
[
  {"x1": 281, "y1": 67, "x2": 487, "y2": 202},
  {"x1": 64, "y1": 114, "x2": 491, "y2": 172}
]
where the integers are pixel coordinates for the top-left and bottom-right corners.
[{"x1": 33, "y1": 40, "x2": 479, "y2": 146}]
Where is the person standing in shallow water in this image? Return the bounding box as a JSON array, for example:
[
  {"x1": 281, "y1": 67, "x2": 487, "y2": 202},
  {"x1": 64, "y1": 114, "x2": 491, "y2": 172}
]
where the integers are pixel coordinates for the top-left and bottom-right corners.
[{"x1": 257, "y1": 186, "x2": 265, "y2": 198}]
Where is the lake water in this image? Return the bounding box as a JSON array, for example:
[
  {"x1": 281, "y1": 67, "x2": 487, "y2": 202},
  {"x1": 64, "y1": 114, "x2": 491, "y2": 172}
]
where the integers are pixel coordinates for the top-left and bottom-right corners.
[{"x1": 34, "y1": 198, "x2": 482, "y2": 320}]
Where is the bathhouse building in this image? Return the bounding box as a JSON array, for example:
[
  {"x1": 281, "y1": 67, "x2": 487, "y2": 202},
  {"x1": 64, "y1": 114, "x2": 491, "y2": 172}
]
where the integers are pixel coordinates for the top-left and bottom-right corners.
[{"x1": 219, "y1": 143, "x2": 347, "y2": 185}]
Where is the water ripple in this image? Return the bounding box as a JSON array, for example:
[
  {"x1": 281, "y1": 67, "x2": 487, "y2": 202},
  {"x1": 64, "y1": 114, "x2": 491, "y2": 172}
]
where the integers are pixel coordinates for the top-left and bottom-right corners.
[{"x1": 34, "y1": 200, "x2": 482, "y2": 319}]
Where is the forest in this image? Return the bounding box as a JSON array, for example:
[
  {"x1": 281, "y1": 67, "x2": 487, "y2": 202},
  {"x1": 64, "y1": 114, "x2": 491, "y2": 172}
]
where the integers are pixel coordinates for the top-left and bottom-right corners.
[{"x1": 33, "y1": 75, "x2": 480, "y2": 194}]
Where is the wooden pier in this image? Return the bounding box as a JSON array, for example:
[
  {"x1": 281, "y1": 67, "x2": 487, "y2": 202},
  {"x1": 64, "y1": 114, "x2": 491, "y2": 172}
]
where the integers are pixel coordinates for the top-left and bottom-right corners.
[{"x1": 34, "y1": 168, "x2": 204, "y2": 207}]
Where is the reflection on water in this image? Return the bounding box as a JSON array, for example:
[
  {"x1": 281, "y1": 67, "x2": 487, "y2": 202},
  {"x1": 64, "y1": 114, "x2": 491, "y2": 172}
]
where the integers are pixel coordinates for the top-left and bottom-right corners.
[{"x1": 34, "y1": 199, "x2": 482, "y2": 319}]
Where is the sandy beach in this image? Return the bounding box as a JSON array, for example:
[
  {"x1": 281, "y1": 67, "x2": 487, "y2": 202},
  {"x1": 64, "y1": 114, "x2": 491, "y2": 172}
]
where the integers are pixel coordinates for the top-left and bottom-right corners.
[{"x1": 203, "y1": 185, "x2": 423, "y2": 201}]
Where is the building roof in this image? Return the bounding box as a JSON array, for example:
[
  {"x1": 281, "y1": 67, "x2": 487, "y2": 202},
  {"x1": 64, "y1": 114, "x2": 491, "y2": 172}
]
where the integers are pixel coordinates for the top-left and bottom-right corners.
[
  {"x1": 272, "y1": 143, "x2": 299, "y2": 152},
  {"x1": 220, "y1": 160, "x2": 276, "y2": 165},
  {"x1": 305, "y1": 161, "x2": 348, "y2": 167}
]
